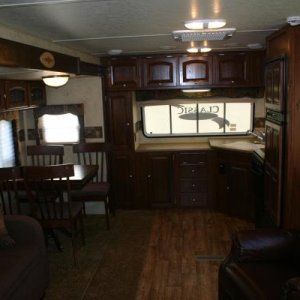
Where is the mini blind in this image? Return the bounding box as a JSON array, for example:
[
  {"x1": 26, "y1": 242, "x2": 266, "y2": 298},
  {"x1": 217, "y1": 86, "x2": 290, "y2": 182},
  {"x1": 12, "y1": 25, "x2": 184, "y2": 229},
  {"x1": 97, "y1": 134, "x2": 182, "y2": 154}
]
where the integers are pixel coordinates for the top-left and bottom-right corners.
[{"x1": 0, "y1": 120, "x2": 15, "y2": 167}]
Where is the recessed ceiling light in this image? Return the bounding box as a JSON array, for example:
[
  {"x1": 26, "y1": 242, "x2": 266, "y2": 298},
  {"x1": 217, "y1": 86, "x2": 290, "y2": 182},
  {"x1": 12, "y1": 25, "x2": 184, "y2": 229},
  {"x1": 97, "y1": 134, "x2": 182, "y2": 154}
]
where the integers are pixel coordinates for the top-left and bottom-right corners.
[
  {"x1": 107, "y1": 49, "x2": 122, "y2": 55},
  {"x1": 184, "y1": 19, "x2": 226, "y2": 30},
  {"x1": 247, "y1": 43, "x2": 263, "y2": 49},
  {"x1": 160, "y1": 45, "x2": 176, "y2": 50}
]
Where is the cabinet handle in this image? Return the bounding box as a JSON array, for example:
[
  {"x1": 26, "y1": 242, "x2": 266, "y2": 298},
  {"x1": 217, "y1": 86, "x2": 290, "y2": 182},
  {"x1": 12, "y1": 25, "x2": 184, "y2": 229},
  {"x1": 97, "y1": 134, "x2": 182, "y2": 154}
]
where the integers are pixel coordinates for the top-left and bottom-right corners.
[
  {"x1": 147, "y1": 174, "x2": 151, "y2": 178},
  {"x1": 192, "y1": 184, "x2": 196, "y2": 187},
  {"x1": 226, "y1": 186, "x2": 230, "y2": 190},
  {"x1": 122, "y1": 84, "x2": 127, "y2": 87},
  {"x1": 191, "y1": 169, "x2": 195, "y2": 173},
  {"x1": 126, "y1": 122, "x2": 130, "y2": 126},
  {"x1": 129, "y1": 174, "x2": 133, "y2": 178},
  {"x1": 192, "y1": 198, "x2": 196, "y2": 202}
]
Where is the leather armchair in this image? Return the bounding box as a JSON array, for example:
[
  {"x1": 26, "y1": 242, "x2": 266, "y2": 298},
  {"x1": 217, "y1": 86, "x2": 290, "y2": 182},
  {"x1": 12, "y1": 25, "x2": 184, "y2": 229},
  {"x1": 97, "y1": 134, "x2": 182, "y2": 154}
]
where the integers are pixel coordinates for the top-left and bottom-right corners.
[{"x1": 219, "y1": 229, "x2": 300, "y2": 300}]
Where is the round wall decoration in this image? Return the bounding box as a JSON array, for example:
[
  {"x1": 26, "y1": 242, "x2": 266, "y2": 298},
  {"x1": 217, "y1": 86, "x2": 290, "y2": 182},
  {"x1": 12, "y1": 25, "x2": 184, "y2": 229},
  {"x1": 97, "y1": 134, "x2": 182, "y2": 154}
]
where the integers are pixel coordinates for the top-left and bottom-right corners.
[{"x1": 39, "y1": 51, "x2": 55, "y2": 68}]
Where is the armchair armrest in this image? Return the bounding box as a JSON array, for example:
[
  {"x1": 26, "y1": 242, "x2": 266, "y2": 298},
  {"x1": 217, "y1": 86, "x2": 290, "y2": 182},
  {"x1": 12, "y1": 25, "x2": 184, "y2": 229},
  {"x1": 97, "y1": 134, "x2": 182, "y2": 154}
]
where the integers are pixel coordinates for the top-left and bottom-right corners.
[
  {"x1": 283, "y1": 277, "x2": 300, "y2": 300},
  {"x1": 4, "y1": 215, "x2": 47, "y2": 255},
  {"x1": 226, "y1": 229, "x2": 299, "y2": 263}
]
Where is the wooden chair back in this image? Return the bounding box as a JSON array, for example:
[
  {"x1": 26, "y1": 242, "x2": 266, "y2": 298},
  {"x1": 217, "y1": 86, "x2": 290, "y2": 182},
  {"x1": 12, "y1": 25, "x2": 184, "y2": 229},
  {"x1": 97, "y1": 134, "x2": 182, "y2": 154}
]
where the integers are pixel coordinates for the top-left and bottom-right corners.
[
  {"x1": 27, "y1": 145, "x2": 64, "y2": 166},
  {"x1": 22, "y1": 164, "x2": 75, "y2": 221},
  {"x1": 72, "y1": 143, "x2": 111, "y2": 183},
  {"x1": 0, "y1": 167, "x2": 20, "y2": 214}
]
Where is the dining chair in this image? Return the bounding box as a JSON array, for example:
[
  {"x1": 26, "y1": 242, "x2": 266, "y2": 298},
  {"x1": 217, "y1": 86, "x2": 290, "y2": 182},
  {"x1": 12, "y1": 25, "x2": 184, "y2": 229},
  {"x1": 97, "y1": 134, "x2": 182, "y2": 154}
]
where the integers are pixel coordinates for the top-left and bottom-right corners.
[
  {"x1": 72, "y1": 142, "x2": 112, "y2": 230},
  {"x1": 0, "y1": 167, "x2": 21, "y2": 215},
  {"x1": 27, "y1": 144, "x2": 64, "y2": 166},
  {"x1": 22, "y1": 163, "x2": 85, "y2": 266}
]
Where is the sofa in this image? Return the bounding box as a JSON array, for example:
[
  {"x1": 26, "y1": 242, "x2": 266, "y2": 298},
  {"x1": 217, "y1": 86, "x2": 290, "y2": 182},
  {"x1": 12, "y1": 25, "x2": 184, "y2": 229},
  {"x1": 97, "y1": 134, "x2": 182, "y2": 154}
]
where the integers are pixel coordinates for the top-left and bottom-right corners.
[
  {"x1": 0, "y1": 215, "x2": 49, "y2": 300},
  {"x1": 219, "y1": 228, "x2": 300, "y2": 300}
]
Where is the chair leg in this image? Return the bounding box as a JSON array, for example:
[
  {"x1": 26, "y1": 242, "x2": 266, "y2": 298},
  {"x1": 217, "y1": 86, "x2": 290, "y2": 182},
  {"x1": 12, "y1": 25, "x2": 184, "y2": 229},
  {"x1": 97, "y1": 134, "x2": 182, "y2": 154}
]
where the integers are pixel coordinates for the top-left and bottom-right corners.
[
  {"x1": 79, "y1": 213, "x2": 85, "y2": 245},
  {"x1": 104, "y1": 199, "x2": 110, "y2": 230},
  {"x1": 71, "y1": 224, "x2": 78, "y2": 267}
]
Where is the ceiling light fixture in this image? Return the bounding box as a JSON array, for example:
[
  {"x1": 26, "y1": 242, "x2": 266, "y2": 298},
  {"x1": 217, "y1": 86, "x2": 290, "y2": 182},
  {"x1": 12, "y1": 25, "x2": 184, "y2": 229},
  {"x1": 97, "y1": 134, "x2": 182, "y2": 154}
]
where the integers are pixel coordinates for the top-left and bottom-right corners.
[
  {"x1": 187, "y1": 47, "x2": 199, "y2": 53},
  {"x1": 186, "y1": 47, "x2": 212, "y2": 53},
  {"x1": 172, "y1": 28, "x2": 236, "y2": 42},
  {"x1": 42, "y1": 75, "x2": 69, "y2": 88},
  {"x1": 200, "y1": 47, "x2": 212, "y2": 52},
  {"x1": 184, "y1": 19, "x2": 226, "y2": 30},
  {"x1": 182, "y1": 89, "x2": 211, "y2": 93}
]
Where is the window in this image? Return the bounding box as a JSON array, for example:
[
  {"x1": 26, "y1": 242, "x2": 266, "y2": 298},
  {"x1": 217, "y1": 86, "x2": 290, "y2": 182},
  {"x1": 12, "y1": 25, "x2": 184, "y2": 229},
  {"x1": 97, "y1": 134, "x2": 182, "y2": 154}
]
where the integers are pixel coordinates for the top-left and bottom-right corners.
[
  {"x1": 0, "y1": 120, "x2": 16, "y2": 167},
  {"x1": 38, "y1": 113, "x2": 80, "y2": 144},
  {"x1": 142, "y1": 101, "x2": 253, "y2": 137}
]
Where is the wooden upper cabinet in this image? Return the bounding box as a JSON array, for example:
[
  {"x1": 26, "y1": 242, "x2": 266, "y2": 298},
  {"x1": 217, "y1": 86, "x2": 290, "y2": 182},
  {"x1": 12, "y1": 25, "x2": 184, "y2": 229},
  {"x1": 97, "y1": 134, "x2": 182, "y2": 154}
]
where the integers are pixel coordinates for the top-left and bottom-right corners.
[
  {"x1": 142, "y1": 56, "x2": 177, "y2": 88},
  {"x1": 213, "y1": 52, "x2": 248, "y2": 86},
  {"x1": 105, "y1": 57, "x2": 141, "y2": 90},
  {"x1": 4, "y1": 80, "x2": 28, "y2": 109},
  {"x1": 0, "y1": 81, "x2": 6, "y2": 111},
  {"x1": 179, "y1": 55, "x2": 213, "y2": 86},
  {"x1": 28, "y1": 81, "x2": 46, "y2": 107},
  {"x1": 265, "y1": 56, "x2": 286, "y2": 112}
]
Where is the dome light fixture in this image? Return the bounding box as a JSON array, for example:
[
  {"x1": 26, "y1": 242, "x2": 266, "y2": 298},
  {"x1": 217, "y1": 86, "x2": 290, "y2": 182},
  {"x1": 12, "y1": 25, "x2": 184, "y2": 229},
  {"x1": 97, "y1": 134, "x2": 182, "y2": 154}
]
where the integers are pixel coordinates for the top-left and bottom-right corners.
[
  {"x1": 42, "y1": 75, "x2": 69, "y2": 88},
  {"x1": 184, "y1": 19, "x2": 226, "y2": 30}
]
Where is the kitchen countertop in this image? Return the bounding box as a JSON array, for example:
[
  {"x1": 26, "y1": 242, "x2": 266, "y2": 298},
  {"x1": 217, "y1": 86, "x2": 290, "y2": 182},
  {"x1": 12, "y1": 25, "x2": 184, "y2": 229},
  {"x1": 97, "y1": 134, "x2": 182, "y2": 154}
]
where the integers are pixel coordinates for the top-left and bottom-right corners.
[{"x1": 136, "y1": 136, "x2": 265, "y2": 153}]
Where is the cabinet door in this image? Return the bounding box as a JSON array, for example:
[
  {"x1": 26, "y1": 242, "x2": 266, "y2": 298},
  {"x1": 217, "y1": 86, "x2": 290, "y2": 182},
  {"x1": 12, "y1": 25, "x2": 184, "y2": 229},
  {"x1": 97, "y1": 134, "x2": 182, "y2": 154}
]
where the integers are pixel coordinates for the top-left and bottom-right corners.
[
  {"x1": 179, "y1": 55, "x2": 212, "y2": 86},
  {"x1": 142, "y1": 56, "x2": 177, "y2": 88},
  {"x1": 146, "y1": 153, "x2": 173, "y2": 208},
  {"x1": 105, "y1": 92, "x2": 134, "y2": 151},
  {"x1": 106, "y1": 57, "x2": 141, "y2": 90},
  {"x1": 264, "y1": 165, "x2": 281, "y2": 226},
  {"x1": 0, "y1": 80, "x2": 6, "y2": 111},
  {"x1": 216, "y1": 151, "x2": 254, "y2": 220},
  {"x1": 213, "y1": 53, "x2": 248, "y2": 86},
  {"x1": 247, "y1": 51, "x2": 265, "y2": 86},
  {"x1": 226, "y1": 163, "x2": 253, "y2": 219},
  {"x1": 111, "y1": 152, "x2": 135, "y2": 209},
  {"x1": 5, "y1": 80, "x2": 28, "y2": 108},
  {"x1": 264, "y1": 121, "x2": 283, "y2": 226},
  {"x1": 28, "y1": 81, "x2": 46, "y2": 107},
  {"x1": 265, "y1": 57, "x2": 286, "y2": 111}
]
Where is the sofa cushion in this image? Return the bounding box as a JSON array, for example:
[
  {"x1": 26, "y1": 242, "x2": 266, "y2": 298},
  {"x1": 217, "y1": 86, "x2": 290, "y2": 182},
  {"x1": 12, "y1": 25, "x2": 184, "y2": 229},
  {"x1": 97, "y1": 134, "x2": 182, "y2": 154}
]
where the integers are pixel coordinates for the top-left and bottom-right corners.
[
  {"x1": 0, "y1": 243, "x2": 41, "y2": 299},
  {"x1": 223, "y1": 261, "x2": 299, "y2": 300},
  {"x1": 0, "y1": 205, "x2": 15, "y2": 249}
]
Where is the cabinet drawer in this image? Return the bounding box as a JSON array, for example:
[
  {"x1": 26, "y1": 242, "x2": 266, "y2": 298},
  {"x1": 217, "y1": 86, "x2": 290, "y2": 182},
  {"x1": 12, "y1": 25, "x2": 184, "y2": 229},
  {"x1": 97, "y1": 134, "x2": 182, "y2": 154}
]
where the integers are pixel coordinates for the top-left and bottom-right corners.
[
  {"x1": 180, "y1": 165, "x2": 207, "y2": 178},
  {"x1": 180, "y1": 179, "x2": 207, "y2": 192},
  {"x1": 178, "y1": 153, "x2": 207, "y2": 165},
  {"x1": 179, "y1": 193, "x2": 208, "y2": 207}
]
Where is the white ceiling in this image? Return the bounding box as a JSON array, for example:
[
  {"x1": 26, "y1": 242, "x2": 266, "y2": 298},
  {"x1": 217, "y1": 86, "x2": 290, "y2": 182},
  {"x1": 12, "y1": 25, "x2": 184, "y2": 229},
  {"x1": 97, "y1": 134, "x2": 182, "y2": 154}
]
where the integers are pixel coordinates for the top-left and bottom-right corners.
[{"x1": 0, "y1": 0, "x2": 300, "y2": 57}]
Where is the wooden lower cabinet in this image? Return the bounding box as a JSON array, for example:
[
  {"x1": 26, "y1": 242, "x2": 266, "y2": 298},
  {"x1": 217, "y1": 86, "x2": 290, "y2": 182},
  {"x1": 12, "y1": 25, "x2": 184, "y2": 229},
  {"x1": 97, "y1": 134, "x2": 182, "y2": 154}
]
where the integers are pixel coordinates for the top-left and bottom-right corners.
[
  {"x1": 135, "y1": 152, "x2": 173, "y2": 208},
  {"x1": 216, "y1": 151, "x2": 254, "y2": 220},
  {"x1": 111, "y1": 151, "x2": 135, "y2": 209},
  {"x1": 174, "y1": 151, "x2": 214, "y2": 207}
]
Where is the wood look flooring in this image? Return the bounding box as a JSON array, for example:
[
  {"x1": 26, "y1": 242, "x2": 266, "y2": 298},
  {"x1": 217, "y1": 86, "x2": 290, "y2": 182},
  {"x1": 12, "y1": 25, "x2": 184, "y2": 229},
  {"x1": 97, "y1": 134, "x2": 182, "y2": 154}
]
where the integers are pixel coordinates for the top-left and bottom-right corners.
[
  {"x1": 135, "y1": 209, "x2": 254, "y2": 300},
  {"x1": 45, "y1": 209, "x2": 253, "y2": 300}
]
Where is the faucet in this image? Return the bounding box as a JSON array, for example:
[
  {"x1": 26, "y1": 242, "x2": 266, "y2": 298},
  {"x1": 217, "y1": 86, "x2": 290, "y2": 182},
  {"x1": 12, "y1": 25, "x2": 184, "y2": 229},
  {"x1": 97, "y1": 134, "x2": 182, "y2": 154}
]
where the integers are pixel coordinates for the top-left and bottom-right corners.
[{"x1": 246, "y1": 129, "x2": 265, "y2": 143}]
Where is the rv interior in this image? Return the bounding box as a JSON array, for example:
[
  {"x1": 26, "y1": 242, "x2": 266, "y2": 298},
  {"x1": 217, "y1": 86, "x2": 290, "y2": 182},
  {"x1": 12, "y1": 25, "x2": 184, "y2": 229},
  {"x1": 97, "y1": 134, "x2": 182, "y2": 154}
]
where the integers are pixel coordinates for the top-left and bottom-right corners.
[{"x1": 1, "y1": 0, "x2": 300, "y2": 299}]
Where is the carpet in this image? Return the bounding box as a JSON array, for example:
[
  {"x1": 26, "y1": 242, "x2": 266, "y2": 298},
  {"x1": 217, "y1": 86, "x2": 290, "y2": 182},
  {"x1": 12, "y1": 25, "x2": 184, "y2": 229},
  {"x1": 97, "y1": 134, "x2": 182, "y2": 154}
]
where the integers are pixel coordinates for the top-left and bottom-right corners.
[{"x1": 44, "y1": 210, "x2": 154, "y2": 300}]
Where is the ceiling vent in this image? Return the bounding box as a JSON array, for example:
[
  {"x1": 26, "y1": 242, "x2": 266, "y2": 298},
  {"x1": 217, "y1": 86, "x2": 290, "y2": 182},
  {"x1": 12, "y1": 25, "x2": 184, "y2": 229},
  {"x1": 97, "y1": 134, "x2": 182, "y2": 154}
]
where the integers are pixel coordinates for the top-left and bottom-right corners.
[{"x1": 172, "y1": 28, "x2": 236, "y2": 42}]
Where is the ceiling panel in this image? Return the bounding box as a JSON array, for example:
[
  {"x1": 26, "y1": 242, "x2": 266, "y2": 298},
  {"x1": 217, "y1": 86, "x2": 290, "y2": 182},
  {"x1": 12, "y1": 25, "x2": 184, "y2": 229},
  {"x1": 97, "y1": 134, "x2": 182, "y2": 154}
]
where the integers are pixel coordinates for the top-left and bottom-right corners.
[{"x1": 0, "y1": 0, "x2": 299, "y2": 56}]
